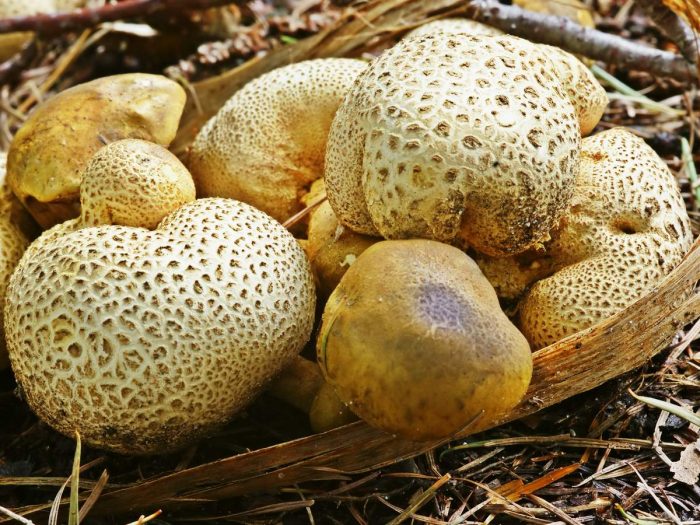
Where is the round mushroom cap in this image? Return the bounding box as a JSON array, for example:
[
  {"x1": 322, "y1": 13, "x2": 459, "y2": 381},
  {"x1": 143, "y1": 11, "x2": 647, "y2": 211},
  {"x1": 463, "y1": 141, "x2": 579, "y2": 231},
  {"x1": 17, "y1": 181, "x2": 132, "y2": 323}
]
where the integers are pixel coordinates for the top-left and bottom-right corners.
[
  {"x1": 325, "y1": 34, "x2": 580, "y2": 256},
  {"x1": 317, "y1": 239, "x2": 533, "y2": 441},
  {"x1": 188, "y1": 58, "x2": 368, "y2": 223},
  {"x1": 80, "y1": 139, "x2": 196, "y2": 229},
  {"x1": 404, "y1": 18, "x2": 503, "y2": 39},
  {"x1": 0, "y1": 153, "x2": 31, "y2": 370},
  {"x1": 518, "y1": 128, "x2": 693, "y2": 349},
  {"x1": 7, "y1": 74, "x2": 186, "y2": 229},
  {"x1": 5, "y1": 198, "x2": 316, "y2": 454}
]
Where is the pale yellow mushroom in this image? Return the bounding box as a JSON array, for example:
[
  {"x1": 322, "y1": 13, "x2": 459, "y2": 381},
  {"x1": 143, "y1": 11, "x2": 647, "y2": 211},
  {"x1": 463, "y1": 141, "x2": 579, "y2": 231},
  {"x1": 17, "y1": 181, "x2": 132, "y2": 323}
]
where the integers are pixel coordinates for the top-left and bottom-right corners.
[
  {"x1": 188, "y1": 58, "x2": 367, "y2": 223},
  {"x1": 518, "y1": 128, "x2": 693, "y2": 349},
  {"x1": 325, "y1": 34, "x2": 581, "y2": 257},
  {"x1": 405, "y1": 18, "x2": 503, "y2": 39},
  {"x1": 5, "y1": 198, "x2": 316, "y2": 454},
  {"x1": 0, "y1": 153, "x2": 31, "y2": 370},
  {"x1": 79, "y1": 139, "x2": 195, "y2": 229},
  {"x1": 402, "y1": 20, "x2": 607, "y2": 136}
]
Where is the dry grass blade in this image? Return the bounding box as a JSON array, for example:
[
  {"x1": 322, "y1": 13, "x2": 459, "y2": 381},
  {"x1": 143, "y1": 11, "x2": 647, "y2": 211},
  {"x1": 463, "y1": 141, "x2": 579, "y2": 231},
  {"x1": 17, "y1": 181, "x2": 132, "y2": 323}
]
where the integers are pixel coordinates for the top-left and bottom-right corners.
[
  {"x1": 68, "y1": 432, "x2": 81, "y2": 525},
  {"x1": 46, "y1": 457, "x2": 102, "y2": 525},
  {"x1": 77, "y1": 469, "x2": 108, "y2": 523},
  {"x1": 525, "y1": 494, "x2": 582, "y2": 525},
  {"x1": 0, "y1": 507, "x2": 35, "y2": 525},
  {"x1": 499, "y1": 463, "x2": 581, "y2": 501},
  {"x1": 123, "y1": 510, "x2": 162, "y2": 525},
  {"x1": 83, "y1": 237, "x2": 700, "y2": 517},
  {"x1": 387, "y1": 473, "x2": 451, "y2": 525}
]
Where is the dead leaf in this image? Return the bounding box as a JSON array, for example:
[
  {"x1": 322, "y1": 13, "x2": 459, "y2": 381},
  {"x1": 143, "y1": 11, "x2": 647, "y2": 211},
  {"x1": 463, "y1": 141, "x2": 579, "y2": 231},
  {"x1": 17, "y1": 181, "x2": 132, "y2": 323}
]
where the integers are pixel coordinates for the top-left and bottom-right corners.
[{"x1": 670, "y1": 439, "x2": 700, "y2": 485}]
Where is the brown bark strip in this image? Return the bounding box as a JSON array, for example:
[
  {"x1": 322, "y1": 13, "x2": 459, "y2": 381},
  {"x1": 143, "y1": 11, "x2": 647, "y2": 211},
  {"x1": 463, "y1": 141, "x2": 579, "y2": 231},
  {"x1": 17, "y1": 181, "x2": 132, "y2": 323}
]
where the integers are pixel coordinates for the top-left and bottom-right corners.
[
  {"x1": 460, "y1": 0, "x2": 697, "y2": 82},
  {"x1": 0, "y1": 0, "x2": 243, "y2": 36},
  {"x1": 83, "y1": 237, "x2": 700, "y2": 517},
  {"x1": 636, "y1": 0, "x2": 699, "y2": 64}
]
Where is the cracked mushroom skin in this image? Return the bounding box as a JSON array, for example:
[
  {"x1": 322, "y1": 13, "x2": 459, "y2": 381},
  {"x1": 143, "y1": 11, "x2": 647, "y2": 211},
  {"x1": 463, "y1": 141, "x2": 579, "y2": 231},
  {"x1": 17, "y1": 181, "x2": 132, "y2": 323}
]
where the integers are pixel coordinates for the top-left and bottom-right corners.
[
  {"x1": 405, "y1": 22, "x2": 606, "y2": 136},
  {"x1": 188, "y1": 58, "x2": 367, "y2": 223},
  {"x1": 317, "y1": 240, "x2": 532, "y2": 441},
  {"x1": 7, "y1": 74, "x2": 186, "y2": 229},
  {"x1": 519, "y1": 128, "x2": 693, "y2": 349},
  {"x1": 0, "y1": 153, "x2": 31, "y2": 370},
  {"x1": 404, "y1": 18, "x2": 504, "y2": 39},
  {"x1": 80, "y1": 139, "x2": 196, "y2": 229},
  {"x1": 540, "y1": 45, "x2": 607, "y2": 136},
  {"x1": 325, "y1": 34, "x2": 581, "y2": 256},
  {"x1": 5, "y1": 198, "x2": 316, "y2": 454}
]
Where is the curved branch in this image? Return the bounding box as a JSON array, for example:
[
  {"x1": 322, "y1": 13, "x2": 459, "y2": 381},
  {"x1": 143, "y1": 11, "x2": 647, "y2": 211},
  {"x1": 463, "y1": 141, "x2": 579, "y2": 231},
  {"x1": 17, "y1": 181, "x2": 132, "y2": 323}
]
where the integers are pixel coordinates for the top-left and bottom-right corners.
[
  {"x1": 0, "y1": 0, "x2": 243, "y2": 36},
  {"x1": 462, "y1": 0, "x2": 697, "y2": 82}
]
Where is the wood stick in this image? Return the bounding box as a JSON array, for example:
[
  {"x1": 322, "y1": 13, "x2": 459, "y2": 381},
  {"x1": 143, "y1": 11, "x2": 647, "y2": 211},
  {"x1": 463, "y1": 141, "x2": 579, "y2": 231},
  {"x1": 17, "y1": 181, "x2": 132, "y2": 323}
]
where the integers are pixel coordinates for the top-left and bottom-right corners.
[
  {"x1": 635, "y1": 0, "x2": 699, "y2": 64},
  {"x1": 461, "y1": 0, "x2": 696, "y2": 82},
  {"x1": 0, "y1": 0, "x2": 243, "y2": 36}
]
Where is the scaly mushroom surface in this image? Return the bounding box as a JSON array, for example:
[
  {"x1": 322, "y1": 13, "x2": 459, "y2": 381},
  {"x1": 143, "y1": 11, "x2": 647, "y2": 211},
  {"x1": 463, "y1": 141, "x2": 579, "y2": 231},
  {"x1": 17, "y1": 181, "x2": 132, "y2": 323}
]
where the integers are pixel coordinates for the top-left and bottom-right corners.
[
  {"x1": 188, "y1": 58, "x2": 367, "y2": 223},
  {"x1": 518, "y1": 128, "x2": 693, "y2": 348},
  {"x1": 0, "y1": 153, "x2": 31, "y2": 370},
  {"x1": 325, "y1": 34, "x2": 581, "y2": 256},
  {"x1": 7, "y1": 74, "x2": 186, "y2": 228},
  {"x1": 80, "y1": 139, "x2": 196, "y2": 229},
  {"x1": 403, "y1": 21, "x2": 607, "y2": 136},
  {"x1": 5, "y1": 198, "x2": 316, "y2": 454}
]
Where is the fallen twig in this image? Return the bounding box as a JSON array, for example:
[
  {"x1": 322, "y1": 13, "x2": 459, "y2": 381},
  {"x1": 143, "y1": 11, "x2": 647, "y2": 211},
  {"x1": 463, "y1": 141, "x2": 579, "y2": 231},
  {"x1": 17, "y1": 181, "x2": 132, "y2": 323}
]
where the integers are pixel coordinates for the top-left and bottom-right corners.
[
  {"x1": 636, "y1": 0, "x2": 699, "y2": 65},
  {"x1": 0, "y1": 0, "x2": 244, "y2": 36},
  {"x1": 461, "y1": 0, "x2": 697, "y2": 82}
]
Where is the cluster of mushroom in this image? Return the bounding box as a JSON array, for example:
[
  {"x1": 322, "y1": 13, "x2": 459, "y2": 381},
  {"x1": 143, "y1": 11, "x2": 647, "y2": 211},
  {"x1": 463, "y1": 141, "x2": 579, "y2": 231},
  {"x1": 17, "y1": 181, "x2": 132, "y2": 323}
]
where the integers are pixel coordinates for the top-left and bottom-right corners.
[
  {"x1": 4, "y1": 75, "x2": 317, "y2": 454},
  {"x1": 0, "y1": 18, "x2": 692, "y2": 454}
]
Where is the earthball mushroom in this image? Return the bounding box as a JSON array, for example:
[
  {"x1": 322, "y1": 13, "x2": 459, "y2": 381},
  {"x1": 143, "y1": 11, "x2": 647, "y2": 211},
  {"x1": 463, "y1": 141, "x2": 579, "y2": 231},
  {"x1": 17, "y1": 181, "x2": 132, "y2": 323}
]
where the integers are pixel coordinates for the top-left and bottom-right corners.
[
  {"x1": 5, "y1": 198, "x2": 316, "y2": 454},
  {"x1": 404, "y1": 18, "x2": 504, "y2": 39},
  {"x1": 7, "y1": 74, "x2": 186, "y2": 228},
  {"x1": 188, "y1": 58, "x2": 367, "y2": 223},
  {"x1": 0, "y1": 153, "x2": 31, "y2": 370},
  {"x1": 403, "y1": 21, "x2": 606, "y2": 136},
  {"x1": 518, "y1": 128, "x2": 693, "y2": 349},
  {"x1": 79, "y1": 139, "x2": 196, "y2": 229},
  {"x1": 317, "y1": 240, "x2": 532, "y2": 441},
  {"x1": 324, "y1": 34, "x2": 581, "y2": 256}
]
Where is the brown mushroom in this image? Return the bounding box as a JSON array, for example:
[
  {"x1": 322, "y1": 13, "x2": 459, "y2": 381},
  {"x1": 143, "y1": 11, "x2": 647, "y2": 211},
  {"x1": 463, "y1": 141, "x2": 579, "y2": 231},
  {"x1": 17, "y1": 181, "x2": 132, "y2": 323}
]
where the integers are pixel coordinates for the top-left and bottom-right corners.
[{"x1": 317, "y1": 239, "x2": 532, "y2": 440}]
